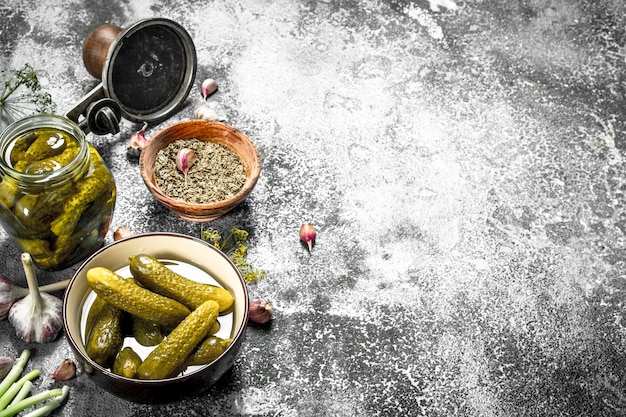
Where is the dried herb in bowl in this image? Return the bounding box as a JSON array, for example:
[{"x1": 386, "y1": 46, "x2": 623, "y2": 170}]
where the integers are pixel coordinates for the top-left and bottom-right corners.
[{"x1": 154, "y1": 138, "x2": 246, "y2": 204}]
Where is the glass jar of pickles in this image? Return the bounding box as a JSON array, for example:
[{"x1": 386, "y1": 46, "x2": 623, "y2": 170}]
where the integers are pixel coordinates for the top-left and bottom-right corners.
[{"x1": 0, "y1": 115, "x2": 116, "y2": 270}]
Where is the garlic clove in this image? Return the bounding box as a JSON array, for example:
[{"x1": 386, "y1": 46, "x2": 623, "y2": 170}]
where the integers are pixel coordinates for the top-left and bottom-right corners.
[
  {"x1": 51, "y1": 359, "x2": 76, "y2": 381},
  {"x1": 113, "y1": 226, "x2": 133, "y2": 241},
  {"x1": 248, "y1": 300, "x2": 273, "y2": 324},
  {"x1": 176, "y1": 148, "x2": 197, "y2": 177},
  {"x1": 194, "y1": 104, "x2": 219, "y2": 121},
  {"x1": 0, "y1": 274, "x2": 28, "y2": 320},
  {"x1": 126, "y1": 122, "x2": 148, "y2": 156},
  {"x1": 299, "y1": 223, "x2": 317, "y2": 252},
  {"x1": 201, "y1": 78, "x2": 218, "y2": 100},
  {"x1": 0, "y1": 356, "x2": 15, "y2": 379}
]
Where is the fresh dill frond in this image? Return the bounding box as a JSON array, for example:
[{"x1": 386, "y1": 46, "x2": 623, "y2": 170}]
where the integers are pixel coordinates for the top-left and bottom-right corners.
[
  {"x1": 0, "y1": 64, "x2": 56, "y2": 130},
  {"x1": 201, "y1": 226, "x2": 267, "y2": 284}
]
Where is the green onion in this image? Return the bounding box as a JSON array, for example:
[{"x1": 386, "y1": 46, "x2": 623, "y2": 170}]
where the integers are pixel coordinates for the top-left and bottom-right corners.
[
  {"x1": 0, "y1": 349, "x2": 70, "y2": 416},
  {"x1": 8, "y1": 380, "x2": 31, "y2": 406},
  {"x1": 22, "y1": 386, "x2": 70, "y2": 417},
  {"x1": 0, "y1": 369, "x2": 40, "y2": 410},
  {"x1": 0, "y1": 350, "x2": 29, "y2": 399},
  {"x1": 0, "y1": 387, "x2": 62, "y2": 417}
]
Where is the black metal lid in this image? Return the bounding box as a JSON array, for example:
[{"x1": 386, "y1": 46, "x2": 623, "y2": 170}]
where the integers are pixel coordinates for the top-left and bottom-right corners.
[{"x1": 102, "y1": 18, "x2": 197, "y2": 123}]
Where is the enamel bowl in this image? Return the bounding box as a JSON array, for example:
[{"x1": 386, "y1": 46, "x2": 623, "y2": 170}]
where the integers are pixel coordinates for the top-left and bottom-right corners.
[
  {"x1": 139, "y1": 120, "x2": 261, "y2": 222},
  {"x1": 63, "y1": 232, "x2": 249, "y2": 403}
]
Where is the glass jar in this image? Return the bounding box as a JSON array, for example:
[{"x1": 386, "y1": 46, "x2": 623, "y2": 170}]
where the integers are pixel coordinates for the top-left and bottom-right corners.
[{"x1": 0, "y1": 115, "x2": 116, "y2": 270}]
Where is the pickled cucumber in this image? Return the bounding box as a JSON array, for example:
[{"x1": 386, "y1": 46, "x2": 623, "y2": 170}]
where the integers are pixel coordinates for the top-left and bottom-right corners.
[
  {"x1": 0, "y1": 178, "x2": 18, "y2": 209},
  {"x1": 125, "y1": 278, "x2": 165, "y2": 346},
  {"x1": 22, "y1": 159, "x2": 59, "y2": 175},
  {"x1": 13, "y1": 133, "x2": 75, "y2": 173},
  {"x1": 50, "y1": 146, "x2": 114, "y2": 236},
  {"x1": 112, "y1": 347, "x2": 142, "y2": 378},
  {"x1": 85, "y1": 295, "x2": 108, "y2": 336},
  {"x1": 136, "y1": 300, "x2": 220, "y2": 380},
  {"x1": 14, "y1": 237, "x2": 52, "y2": 259},
  {"x1": 129, "y1": 254, "x2": 234, "y2": 312},
  {"x1": 87, "y1": 266, "x2": 191, "y2": 328},
  {"x1": 185, "y1": 336, "x2": 232, "y2": 366},
  {"x1": 8, "y1": 131, "x2": 37, "y2": 166},
  {"x1": 19, "y1": 130, "x2": 69, "y2": 164},
  {"x1": 85, "y1": 302, "x2": 123, "y2": 367},
  {"x1": 132, "y1": 316, "x2": 165, "y2": 347},
  {"x1": 14, "y1": 186, "x2": 71, "y2": 232}
]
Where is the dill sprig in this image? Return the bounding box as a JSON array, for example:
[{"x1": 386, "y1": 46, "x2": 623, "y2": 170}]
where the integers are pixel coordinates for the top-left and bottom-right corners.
[
  {"x1": 201, "y1": 226, "x2": 267, "y2": 284},
  {"x1": 0, "y1": 64, "x2": 56, "y2": 131}
]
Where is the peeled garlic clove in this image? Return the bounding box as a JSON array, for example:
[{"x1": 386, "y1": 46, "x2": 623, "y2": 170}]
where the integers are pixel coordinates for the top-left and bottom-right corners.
[
  {"x1": 176, "y1": 148, "x2": 197, "y2": 176},
  {"x1": 126, "y1": 122, "x2": 148, "y2": 156},
  {"x1": 201, "y1": 78, "x2": 218, "y2": 100},
  {"x1": 194, "y1": 104, "x2": 219, "y2": 121},
  {"x1": 51, "y1": 359, "x2": 76, "y2": 381},
  {"x1": 0, "y1": 356, "x2": 15, "y2": 379},
  {"x1": 248, "y1": 300, "x2": 272, "y2": 324},
  {"x1": 299, "y1": 223, "x2": 317, "y2": 252}
]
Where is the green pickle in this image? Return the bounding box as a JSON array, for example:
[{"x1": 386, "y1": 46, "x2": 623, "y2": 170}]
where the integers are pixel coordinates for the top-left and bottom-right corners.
[
  {"x1": 0, "y1": 117, "x2": 116, "y2": 270},
  {"x1": 112, "y1": 347, "x2": 143, "y2": 378},
  {"x1": 8, "y1": 131, "x2": 37, "y2": 166},
  {"x1": 185, "y1": 336, "x2": 232, "y2": 366},
  {"x1": 136, "y1": 300, "x2": 220, "y2": 380},
  {"x1": 132, "y1": 316, "x2": 165, "y2": 347},
  {"x1": 125, "y1": 277, "x2": 166, "y2": 346},
  {"x1": 85, "y1": 302, "x2": 124, "y2": 368},
  {"x1": 50, "y1": 146, "x2": 112, "y2": 236},
  {"x1": 129, "y1": 254, "x2": 235, "y2": 312},
  {"x1": 85, "y1": 295, "x2": 108, "y2": 335},
  {"x1": 13, "y1": 130, "x2": 71, "y2": 172}
]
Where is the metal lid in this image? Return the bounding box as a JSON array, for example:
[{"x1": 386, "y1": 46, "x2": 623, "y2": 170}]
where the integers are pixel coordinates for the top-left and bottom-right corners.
[{"x1": 102, "y1": 17, "x2": 197, "y2": 123}]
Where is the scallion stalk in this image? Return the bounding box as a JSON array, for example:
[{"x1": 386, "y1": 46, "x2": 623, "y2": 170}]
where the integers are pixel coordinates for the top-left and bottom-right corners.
[
  {"x1": 21, "y1": 385, "x2": 69, "y2": 417},
  {"x1": 8, "y1": 380, "x2": 31, "y2": 406},
  {"x1": 0, "y1": 387, "x2": 62, "y2": 417},
  {"x1": 0, "y1": 350, "x2": 29, "y2": 399},
  {"x1": 0, "y1": 369, "x2": 40, "y2": 409}
]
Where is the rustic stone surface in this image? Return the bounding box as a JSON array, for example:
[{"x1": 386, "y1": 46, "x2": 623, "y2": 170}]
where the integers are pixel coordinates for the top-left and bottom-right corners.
[{"x1": 1, "y1": 0, "x2": 626, "y2": 415}]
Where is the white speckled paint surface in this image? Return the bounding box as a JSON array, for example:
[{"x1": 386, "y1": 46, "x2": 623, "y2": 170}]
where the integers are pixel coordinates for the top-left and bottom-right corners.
[{"x1": 1, "y1": 0, "x2": 626, "y2": 415}]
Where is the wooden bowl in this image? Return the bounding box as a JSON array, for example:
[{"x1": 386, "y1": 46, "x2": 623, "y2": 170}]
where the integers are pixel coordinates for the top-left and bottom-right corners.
[{"x1": 139, "y1": 120, "x2": 261, "y2": 222}]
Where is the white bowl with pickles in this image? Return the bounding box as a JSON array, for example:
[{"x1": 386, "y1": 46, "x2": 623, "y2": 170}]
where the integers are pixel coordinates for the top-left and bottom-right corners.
[{"x1": 63, "y1": 232, "x2": 249, "y2": 403}]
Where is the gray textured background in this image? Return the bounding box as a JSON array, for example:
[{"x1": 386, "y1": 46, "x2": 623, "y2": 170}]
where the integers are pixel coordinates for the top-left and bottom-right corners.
[{"x1": 1, "y1": 0, "x2": 626, "y2": 415}]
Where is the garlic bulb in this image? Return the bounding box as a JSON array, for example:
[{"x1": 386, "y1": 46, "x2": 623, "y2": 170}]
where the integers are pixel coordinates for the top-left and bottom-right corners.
[
  {"x1": 8, "y1": 253, "x2": 63, "y2": 343},
  {"x1": 1, "y1": 275, "x2": 69, "y2": 320}
]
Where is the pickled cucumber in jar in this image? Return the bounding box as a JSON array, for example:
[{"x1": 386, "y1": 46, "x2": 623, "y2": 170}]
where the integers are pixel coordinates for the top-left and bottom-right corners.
[{"x1": 0, "y1": 116, "x2": 116, "y2": 270}]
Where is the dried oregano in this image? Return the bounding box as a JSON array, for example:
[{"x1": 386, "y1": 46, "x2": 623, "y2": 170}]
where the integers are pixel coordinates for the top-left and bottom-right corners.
[{"x1": 154, "y1": 138, "x2": 246, "y2": 204}]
